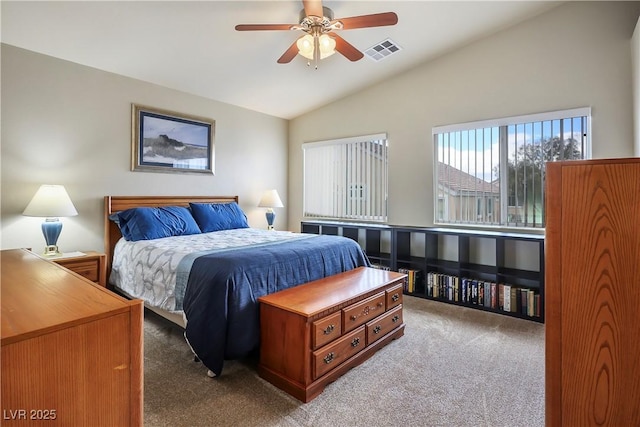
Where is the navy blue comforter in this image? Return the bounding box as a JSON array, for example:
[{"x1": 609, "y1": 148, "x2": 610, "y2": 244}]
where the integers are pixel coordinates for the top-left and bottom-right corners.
[{"x1": 182, "y1": 234, "x2": 369, "y2": 376}]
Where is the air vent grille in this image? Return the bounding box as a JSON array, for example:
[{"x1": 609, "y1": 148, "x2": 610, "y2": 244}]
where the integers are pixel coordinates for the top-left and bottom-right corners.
[{"x1": 365, "y1": 39, "x2": 401, "y2": 62}]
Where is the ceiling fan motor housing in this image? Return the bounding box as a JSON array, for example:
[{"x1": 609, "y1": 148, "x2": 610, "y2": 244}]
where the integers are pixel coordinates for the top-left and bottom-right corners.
[{"x1": 299, "y1": 6, "x2": 337, "y2": 35}]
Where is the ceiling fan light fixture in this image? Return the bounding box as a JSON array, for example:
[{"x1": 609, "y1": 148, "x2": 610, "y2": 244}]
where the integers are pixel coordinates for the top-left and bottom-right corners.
[
  {"x1": 296, "y1": 34, "x2": 315, "y2": 59},
  {"x1": 318, "y1": 34, "x2": 336, "y2": 58},
  {"x1": 297, "y1": 33, "x2": 336, "y2": 60}
]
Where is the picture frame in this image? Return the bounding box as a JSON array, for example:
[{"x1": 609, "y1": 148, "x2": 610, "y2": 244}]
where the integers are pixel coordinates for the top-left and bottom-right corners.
[{"x1": 131, "y1": 104, "x2": 215, "y2": 174}]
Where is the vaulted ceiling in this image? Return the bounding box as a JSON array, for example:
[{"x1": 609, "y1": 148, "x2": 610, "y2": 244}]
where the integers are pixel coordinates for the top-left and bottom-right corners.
[{"x1": 1, "y1": 1, "x2": 561, "y2": 119}]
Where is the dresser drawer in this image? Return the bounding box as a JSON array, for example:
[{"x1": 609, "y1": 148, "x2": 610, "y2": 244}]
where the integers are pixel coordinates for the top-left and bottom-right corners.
[
  {"x1": 342, "y1": 292, "x2": 385, "y2": 333},
  {"x1": 366, "y1": 305, "x2": 403, "y2": 345},
  {"x1": 62, "y1": 260, "x2": 99, "y2": 282},
  {"x1": 312, "y1": 326, "x2": 366, "y2": 380},
  {"x1": 386, "y1": 283, "x2": 403, "y2": 309},
  {"x1": 312, "y1": 312, "x2": 342, "y2": 350}
]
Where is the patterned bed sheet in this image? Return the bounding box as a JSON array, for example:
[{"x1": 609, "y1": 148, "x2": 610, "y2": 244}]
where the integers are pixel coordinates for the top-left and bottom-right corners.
[{"x1": 109, "y1": 228, "x2": 314, "y2": 313}]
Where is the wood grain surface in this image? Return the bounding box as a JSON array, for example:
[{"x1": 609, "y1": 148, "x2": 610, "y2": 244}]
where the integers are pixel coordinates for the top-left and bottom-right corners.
[{"x1": 545, "y1": 158, "x2": 640, "y2": 426}]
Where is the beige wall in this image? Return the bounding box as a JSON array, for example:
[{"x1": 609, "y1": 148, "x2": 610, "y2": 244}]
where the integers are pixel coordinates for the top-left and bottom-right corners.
[
  {"x1": 633, "y1": 16, "x2": 640, "y2": 156},
  {"x1": 289, "y1": 1, "x2": 640, "y2": 231},
  {"x1": 1, "y1": 44, "x2": 288, "y2": 253}
]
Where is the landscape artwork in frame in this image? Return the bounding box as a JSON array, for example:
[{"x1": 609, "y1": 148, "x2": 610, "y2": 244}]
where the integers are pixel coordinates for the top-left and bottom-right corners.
[{"x1": 131, "y1": 104, "x2": 215, "y2": 174}]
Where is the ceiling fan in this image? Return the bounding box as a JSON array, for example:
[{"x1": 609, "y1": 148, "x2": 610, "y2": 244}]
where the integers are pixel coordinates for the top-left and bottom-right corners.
[{"x1": 235, "y1": 0, "x2": 398, "y2": 68}]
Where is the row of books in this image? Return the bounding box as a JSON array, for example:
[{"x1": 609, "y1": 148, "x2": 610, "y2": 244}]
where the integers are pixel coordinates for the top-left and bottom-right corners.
[
  {"x1": 424, "y1": 272, "x2": 540, "y2": 318},
  {"x1": 398, "y1": 268, "x2": 423, "y2": 293},
  {"x1": 371, "y1": 266, "x2": 540, "y2": 319}
]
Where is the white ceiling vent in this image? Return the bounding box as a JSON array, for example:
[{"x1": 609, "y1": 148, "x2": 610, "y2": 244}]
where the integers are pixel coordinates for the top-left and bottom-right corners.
[{"x1": 365, "y1": 39, "x2": 401, "y2": 62}]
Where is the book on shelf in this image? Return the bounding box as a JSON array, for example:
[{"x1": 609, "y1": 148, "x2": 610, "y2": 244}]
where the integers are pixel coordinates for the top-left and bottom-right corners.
[
  {"x1": 510, "y1": 287, "x2": 518, "y2": 313},
  {"x1": 490, "y1": 282, "x2": 497, "y2": 309},
  {"x1": 503, "y1": 284, "x2": 511, "y2": 312}
]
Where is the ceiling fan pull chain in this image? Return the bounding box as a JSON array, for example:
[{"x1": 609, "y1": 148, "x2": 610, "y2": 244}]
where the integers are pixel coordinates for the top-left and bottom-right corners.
[{"x1": 313, "y1": 33, "x2": 320, "y2": 69}]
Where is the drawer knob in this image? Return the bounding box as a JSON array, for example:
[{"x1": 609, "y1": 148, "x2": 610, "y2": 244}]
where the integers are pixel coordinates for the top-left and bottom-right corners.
[
  {"x1": 392, "y1": 293, "x2": 399, "y2": 302},
  {"x1": 351, "y1": 337, "x2": 360, "y2": 347},
  {"x1": 323, "y1": 324, "x2": 335, "y2": 335},
  {"x1": 373, "y1": 325, "x2": 382, "y2": 334},
  {"x1": 392, "y1": 315, "x2": 400, "y2": 323},
  {"x1": 323, "y1": 352, "x2": 335, "y2": 364},
  {"x1": 377, "y1": 302, "x2": 384, "y2": 307}
]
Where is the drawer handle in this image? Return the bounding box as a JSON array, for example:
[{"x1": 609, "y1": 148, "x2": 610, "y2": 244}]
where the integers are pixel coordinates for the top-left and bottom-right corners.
[
  {"x1": 349, "y1": 303, "x2": 382, "y2": 322},
  {"x1": 323, "y1": 352, "x2": 335, "y2": 364},
  {"x1": 323, "y1": 324, "x2": 335, "y2": 335},
  {"x1": 392, "y1": 315, "x2": 400, "y2": 323},
  {"x1": 392, "y1": 293, "x2": 400, "y2": 302},
  {"x1": 351, "y1": 337, "x2": 360, "y2": 347},
  {"x1": 373, "y1": 325, "x2": 382, "y2": 334}
]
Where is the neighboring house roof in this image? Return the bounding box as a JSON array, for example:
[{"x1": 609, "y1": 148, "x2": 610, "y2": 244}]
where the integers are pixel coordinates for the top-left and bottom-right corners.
[{"x1": 438, "y1": 162, "x2": 500, "y2": 195}]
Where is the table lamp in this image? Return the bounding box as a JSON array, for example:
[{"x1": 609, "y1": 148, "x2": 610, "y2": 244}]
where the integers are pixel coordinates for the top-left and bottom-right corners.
[
  {"x1": 23, "y1": 184, "x2": 78, "y2": 256},
  {"x1": 258, "y1": 190, "x2": 284, "y2": 230}
]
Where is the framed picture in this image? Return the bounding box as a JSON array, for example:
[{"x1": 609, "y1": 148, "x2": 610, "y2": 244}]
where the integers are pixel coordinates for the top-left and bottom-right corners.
[{"x1": 131, "y1": 104, "x2": 215, "y2": 174}]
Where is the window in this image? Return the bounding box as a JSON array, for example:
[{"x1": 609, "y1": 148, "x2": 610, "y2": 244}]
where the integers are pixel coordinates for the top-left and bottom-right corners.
[
  {"x1": 303, "y1": 133, "x2": 388, "y2": 222},
  {"x1": 434, "y1": 108, "x2": 590, "y2": 228}
]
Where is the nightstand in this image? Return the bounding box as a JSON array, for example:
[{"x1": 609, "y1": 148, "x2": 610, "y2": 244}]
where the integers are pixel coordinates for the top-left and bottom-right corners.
[{"x1": 51, "y1": 251, "x2": 107, "y2": 287}]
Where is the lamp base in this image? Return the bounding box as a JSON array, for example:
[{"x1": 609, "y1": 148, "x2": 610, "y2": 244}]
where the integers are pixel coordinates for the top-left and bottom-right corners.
[
  {"x1": 43, "y1": 245, "x2": 61, "y2": 257},
  {"x1": 265, "y1": 210, "x2": 275, "y2": 231},
  {"x1": 41, "y1": 218, "x2": 63, "y2": 256}
]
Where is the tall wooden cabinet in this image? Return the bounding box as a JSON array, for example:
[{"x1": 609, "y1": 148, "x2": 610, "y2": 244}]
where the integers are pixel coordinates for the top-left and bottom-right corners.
[
  {"x1": 1, "y1": 249, "x2": 143, "y2": 426},
  {"x1": 545, "y1": 158, "x2": 640, "y2": 426}
]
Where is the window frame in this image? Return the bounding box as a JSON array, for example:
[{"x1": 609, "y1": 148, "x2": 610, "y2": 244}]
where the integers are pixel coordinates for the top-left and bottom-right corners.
[{"x1": 433, "y1": 107, "x2": 591, "y2": 230}]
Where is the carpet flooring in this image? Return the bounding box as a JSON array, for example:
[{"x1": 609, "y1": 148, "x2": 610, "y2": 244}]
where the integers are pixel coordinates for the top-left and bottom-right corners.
[{"x1": 143, "y1": 295, "x2": 545, "y2": 427}]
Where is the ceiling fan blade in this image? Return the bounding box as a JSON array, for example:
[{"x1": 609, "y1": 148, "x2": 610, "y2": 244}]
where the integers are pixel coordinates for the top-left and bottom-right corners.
[
  {"x1": 303, "y1": 0, "x2": 323, "y2": 17},
  {"x1": 277, "y1": 40, "x2": 300, "y2": 64},
  {"x1": 334, "y1": 12, "x2": 398, "y2": 30},
  {"x1": 330, "y1": 33, "x2": 364, "y2": 62},
  {"x1": 235, "y1": 24, "x2": 296, "y2": 31}
]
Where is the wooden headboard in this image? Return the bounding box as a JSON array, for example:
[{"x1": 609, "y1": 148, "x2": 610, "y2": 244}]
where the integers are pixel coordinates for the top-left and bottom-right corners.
[{"x1": 103, "y1": 195, "x2": 239, "y2": 280}]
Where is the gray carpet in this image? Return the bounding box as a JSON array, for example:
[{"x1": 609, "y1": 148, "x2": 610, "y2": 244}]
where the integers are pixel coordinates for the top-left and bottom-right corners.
[{"x1": 143, "y1": 296, "x2": 545, "y2": 427}]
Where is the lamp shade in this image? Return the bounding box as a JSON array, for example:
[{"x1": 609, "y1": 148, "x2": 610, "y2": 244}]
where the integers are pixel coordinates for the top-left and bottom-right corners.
[
  {"x1": 23, "y1": 185, "x2": 78, "y2": 218},
  {"x1": 258, "y1": 190, "x2": 284, "y2": 209}
]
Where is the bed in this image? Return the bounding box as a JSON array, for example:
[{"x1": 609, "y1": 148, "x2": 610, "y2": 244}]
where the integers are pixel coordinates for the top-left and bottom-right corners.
[{"x1": 104, "y1": 196, "x2": 370, "y2": 377}]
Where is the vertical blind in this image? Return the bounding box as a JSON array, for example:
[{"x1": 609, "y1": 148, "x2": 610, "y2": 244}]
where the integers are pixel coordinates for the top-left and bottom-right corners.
[{"x1": 303, "y1": 133, "x2": 388, "y2": 222}]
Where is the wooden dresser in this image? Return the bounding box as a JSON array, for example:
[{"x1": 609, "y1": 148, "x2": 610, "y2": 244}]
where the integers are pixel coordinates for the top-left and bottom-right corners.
[
  {"x1": 1, "y1": 249, "x2": 143, "y2": 426},
  {"x1": 258, "y1": 267, "x2": 406, "y2": 402},
  {"x1": 545, "y1": 158, "x2": 640, "y2": 426}
]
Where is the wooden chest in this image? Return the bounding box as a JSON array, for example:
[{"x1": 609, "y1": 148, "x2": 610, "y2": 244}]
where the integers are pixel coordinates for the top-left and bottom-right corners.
[{"x1": 258, "y1": 267, "x2": 406, "y2": 402}]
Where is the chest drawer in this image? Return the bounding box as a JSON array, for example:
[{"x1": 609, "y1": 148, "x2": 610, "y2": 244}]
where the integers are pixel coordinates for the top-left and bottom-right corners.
[
  {"x1": 386, "y1": 283, "x2": 403, "y2": 309},
  {"x1": 312, "y1": 326, "x2": 365, "y2": 380},
  {"x1": 366, "y1": 305, "x2": 403, "y2": 345},
  {"x1": 342, "y1": 292, "x2": 385, "y2": 333},
  {"x1": 312, "y1": 312, "x2": 342, "y2": 350}
]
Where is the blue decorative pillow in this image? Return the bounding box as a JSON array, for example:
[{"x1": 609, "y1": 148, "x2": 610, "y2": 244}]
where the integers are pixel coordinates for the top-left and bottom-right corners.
[
  {"x1": 116, "y1": 206, "x2": 201, "y2": 241},
  {"x1": 189, "y1": 202, "x2": 249, "y2": 232}
]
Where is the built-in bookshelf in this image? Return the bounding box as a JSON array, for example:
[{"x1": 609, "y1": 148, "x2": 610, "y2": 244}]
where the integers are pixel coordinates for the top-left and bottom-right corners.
[
  {"x1": 301, "y1": 221, "x2": 544, "y2": 323},
  {"x1": 301, "y1": 221, "x2": 394, "y2": 270}
]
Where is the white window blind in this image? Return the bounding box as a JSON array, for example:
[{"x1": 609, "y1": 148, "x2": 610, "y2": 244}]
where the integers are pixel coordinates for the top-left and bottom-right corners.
[{"x1": 303, "y1": 133, "x2": 388, "y2": 222}]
